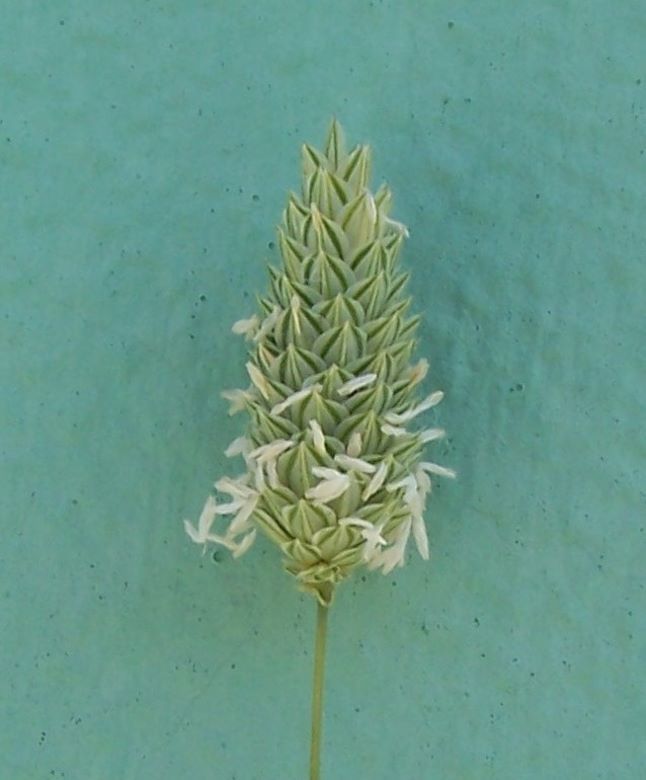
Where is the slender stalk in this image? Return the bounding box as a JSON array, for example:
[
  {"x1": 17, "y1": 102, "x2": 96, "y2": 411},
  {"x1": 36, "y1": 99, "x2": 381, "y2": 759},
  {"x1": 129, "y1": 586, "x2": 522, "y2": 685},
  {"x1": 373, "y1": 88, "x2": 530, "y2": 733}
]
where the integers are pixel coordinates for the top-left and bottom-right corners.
[{"x1": 309, "y1": 600, "x2": 329, "y2": 780}]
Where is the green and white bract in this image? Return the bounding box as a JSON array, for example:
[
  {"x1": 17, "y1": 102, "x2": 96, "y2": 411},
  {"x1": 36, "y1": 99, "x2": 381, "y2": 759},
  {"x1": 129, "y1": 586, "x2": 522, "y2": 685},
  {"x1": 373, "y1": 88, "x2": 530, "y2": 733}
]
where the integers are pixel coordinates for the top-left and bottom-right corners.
[{"x1": 184, "y1": 120, "x2": 455, "y2": 606}]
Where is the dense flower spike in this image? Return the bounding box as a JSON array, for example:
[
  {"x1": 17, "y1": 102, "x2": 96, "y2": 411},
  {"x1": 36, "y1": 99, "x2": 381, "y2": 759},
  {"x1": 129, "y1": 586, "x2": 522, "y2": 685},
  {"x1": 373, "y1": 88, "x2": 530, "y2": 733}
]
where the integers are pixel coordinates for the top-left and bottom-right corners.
[{"x1": 185, "y1": 120, "x2": 454, "y2": 605}]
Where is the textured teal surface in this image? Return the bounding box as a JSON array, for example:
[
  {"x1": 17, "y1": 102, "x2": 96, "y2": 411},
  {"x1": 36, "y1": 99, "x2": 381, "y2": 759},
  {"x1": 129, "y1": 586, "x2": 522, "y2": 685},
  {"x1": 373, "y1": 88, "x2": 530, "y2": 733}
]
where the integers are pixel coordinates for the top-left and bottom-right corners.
[{"x1": 2, "y1": 2, "x2": 645, "y2": 779}]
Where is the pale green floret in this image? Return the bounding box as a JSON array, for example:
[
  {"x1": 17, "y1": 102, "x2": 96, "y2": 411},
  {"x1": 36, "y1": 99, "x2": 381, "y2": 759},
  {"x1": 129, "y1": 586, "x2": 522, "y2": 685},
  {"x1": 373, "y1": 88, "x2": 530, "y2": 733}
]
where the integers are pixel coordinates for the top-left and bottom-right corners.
[{"x1": 185, "y1": 120, "x2": 454, "y2": 605}]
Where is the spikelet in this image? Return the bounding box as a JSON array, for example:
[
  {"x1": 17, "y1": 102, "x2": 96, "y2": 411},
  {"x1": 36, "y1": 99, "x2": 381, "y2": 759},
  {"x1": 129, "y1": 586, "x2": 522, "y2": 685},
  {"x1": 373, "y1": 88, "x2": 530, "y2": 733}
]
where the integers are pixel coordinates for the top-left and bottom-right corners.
[{"x1": 185, "y1": 120, "x2": 455, "y2": 606}]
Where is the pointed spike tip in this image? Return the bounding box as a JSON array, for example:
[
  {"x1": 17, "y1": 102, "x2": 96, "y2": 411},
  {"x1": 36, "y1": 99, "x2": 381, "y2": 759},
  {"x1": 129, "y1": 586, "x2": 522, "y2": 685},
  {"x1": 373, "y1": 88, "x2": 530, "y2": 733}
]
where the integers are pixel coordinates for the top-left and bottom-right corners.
[{"x1": 324, "y1": 117, "x2": 347, "y2": 169}]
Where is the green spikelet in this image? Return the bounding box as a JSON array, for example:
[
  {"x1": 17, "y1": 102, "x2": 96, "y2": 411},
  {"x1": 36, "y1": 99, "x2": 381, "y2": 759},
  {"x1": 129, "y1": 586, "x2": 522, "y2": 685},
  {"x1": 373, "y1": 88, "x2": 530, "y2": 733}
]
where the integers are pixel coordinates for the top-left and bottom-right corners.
[{"x1": 185, "y1": 120, "x2": 455, "y2": 606}]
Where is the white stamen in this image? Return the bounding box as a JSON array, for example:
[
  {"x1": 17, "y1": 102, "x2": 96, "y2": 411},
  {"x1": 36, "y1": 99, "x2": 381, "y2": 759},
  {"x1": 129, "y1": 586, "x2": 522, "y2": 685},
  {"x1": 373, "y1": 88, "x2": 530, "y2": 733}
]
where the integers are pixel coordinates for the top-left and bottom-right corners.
[
  {"x1": 213, "y1": 498, "x2": 245, "y2": 515},
  {"x1": 384, "y1": 390, "x2": 444, "y2": 425},
  {"x1": 339, "y1": 516, "x2": 387, "y2": 561},
  {"x1": 232, "y1": 529, "x2": 257, "y2": 558},
  {"x1": 409, "y1": 358, "x2": 429, "y2": 385},
  {"x1": 370, "y1": 517, "x2": 412, "y2": 574},
  {"x1": 415, "y1": 464, "x2": 432, "y2": 496},
  {"x1": 183, "y1": 494, "x2": 218, "y2": 545},
  {"x1": 183, "y1": 519, "x2": 203, "y2": 544},
  {"x1": 305, "y1": 471, "x2": 351, "y2": 503},
  {"x1": 411, "y1": 514, "x2": 429, "y2": 560},
  {"x1": 225, "y1": 436, "x2": 250, "y2": 458},
  {"x1": 405, "y1": 484, "x2": 424, "y2": 519},
  {"x1": 361, "y1": 520, "x2": 388, "y2": 561},
  {"x1": 307, "y1": 477, "x2": 350, "y2": 503},
  {"x1": 381, "y1": 423, "x2": 408, "y2": 437},
  {"x1": 362, "y1": 461, "x2": 389, "y2": 500},
  {"x1": 337, "y1": 372, "x2": 378, "y2": 397},
  {"x1": 184, "y1": 495, "x2": 242, "y2": 555},
  {"x1": 270, "y1": 383, "x2": 321, "y2": 416},
  {"x1": 214, "y1": 476, "x2": 255, "y2": 500},
  {"x1": 312, "y1": 466, "x2": 344, "y2": 481},
  {"x1": 334, "y1": 454, "x2": 376, "y2": 474},
  {"x1": 197, "y1": 495, "x2": 218, "y2": 535},
  {"x1": 309, "y1": 420, "x2": 327, "y2": 455},
  {"x1": 232, "y1": 315, "x2": 260, "y2": 337},
  {"x1": 253, "y1": 306, "x2": 281, "y2": 343},
  {"x1": 227, "y1": 496, "x2": 257, "y2": 536},
  {"x1": 419, "y1": 461, "x2": 457, "y2": 479},
  {"x1": 339, "y1": 516, "x2": 373, "y2": 530},
  {"x1": 248, "y1": 438, "x2": 296, "y2": 464},
  {"x1": 246, "y1": 362, "x2": 271, "y2": 400},
  {"x1": 347, "y1": 431, "x2": 363, "y2": 457},
  {"x1": 418, "y1": 428, "x2": 446, "y2": 443},
  {"x1": 386, "y1": 477, "x2": 409, "y2": 491},
  {"x1": 386, "y1": 474, "x2": 418, "y2": 504},
  {"x1": 221, "y1": 388, "x2": 252, "y2": 415},
  {"x1": 204, "y1": 532, "x2": 240, "y2": 552}
]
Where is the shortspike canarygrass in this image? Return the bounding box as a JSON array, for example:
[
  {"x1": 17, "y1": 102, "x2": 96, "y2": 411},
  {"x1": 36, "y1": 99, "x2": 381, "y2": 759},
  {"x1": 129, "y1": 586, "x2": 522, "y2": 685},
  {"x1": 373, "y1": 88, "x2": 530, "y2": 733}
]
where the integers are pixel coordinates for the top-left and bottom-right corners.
[
  {"x1": 185, "y1": 121, "x2": 455, "y2": 600},
  {"x1": 184, "y1": 120, "x2": 455, "y2": 778}
]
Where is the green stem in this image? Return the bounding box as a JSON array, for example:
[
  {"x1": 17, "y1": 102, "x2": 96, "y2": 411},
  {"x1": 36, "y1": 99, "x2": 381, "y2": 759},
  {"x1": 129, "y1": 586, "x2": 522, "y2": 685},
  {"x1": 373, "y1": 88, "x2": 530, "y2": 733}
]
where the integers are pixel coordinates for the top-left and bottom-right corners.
[{"x1": 309, "y1": 600, "x2": 329, "y2": 780}]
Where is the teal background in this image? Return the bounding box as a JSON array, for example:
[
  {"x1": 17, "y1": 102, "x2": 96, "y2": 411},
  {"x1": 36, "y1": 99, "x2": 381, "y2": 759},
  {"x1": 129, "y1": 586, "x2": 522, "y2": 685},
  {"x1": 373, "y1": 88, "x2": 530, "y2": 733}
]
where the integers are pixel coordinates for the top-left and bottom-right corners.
[{"x1": 2, "y1": 2, "x2": 644, "y2": 778}]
